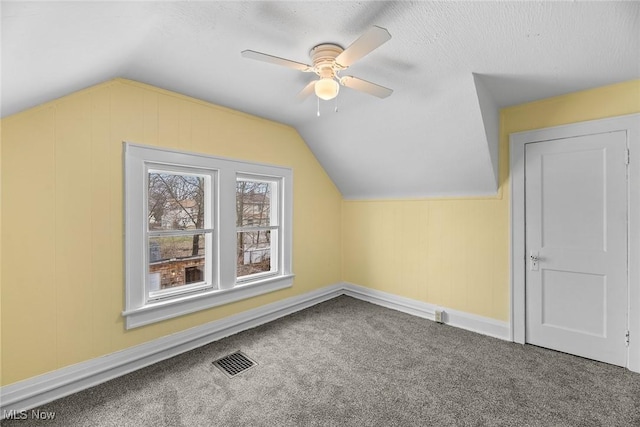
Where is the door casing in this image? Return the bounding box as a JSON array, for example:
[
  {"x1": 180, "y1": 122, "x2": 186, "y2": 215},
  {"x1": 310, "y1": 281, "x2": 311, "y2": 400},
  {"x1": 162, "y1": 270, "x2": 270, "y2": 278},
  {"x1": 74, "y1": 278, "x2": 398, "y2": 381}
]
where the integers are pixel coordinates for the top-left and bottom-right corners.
[{"x1": 509, "y1": 113, "x2": 640, "y2": 372}]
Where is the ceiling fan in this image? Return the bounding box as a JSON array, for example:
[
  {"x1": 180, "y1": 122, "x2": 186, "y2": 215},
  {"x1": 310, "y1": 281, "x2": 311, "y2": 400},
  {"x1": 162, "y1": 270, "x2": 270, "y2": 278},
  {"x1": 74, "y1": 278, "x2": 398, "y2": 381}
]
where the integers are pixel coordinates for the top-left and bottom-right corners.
[{"x1": 241, "y1": 26, "x2": 393, "y2": 102}]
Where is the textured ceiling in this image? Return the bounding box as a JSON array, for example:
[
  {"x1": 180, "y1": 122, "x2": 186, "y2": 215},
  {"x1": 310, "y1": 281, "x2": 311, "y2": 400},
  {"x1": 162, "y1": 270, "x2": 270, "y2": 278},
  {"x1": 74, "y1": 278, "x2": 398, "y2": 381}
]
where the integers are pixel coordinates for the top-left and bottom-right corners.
[{"x1": 2, "y1": 1, "x2": 639, "y2": 198}]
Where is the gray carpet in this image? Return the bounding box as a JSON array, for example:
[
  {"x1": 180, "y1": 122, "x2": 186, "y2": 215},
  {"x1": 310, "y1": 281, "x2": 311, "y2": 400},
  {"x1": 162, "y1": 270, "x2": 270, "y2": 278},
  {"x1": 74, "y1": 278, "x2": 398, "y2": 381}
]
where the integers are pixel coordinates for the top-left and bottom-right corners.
[{"x1": 3, "y1": 296, "x2": 639, "y2": 426}]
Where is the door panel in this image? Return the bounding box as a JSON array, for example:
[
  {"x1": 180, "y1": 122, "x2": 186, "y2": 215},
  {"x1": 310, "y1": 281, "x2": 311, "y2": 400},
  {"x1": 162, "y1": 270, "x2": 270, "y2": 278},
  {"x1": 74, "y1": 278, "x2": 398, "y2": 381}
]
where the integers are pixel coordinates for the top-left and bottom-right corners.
[
  {"x1": 525, "y1": 131, "x2": 627, "y2": 366},
  {"x1": 541, "y1": 269, "x2": 605, "y2": 336},
  {"x1": 540, "y1": 148, "x2": 605, "y2": 251}
]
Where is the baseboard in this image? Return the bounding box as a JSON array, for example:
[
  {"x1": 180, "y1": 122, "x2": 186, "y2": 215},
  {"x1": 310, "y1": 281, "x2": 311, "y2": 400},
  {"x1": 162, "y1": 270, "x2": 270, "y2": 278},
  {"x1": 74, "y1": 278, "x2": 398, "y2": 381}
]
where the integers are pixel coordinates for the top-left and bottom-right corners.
[
  {"x1": 342, "y1": 283, "x2": 510, "y2": 341},
  {"x1": 1, "y1": 281, "x2": 511, "y2": 416},
  {"x1": 0, "y1": 283, "x2": 344, "y2": 417}
]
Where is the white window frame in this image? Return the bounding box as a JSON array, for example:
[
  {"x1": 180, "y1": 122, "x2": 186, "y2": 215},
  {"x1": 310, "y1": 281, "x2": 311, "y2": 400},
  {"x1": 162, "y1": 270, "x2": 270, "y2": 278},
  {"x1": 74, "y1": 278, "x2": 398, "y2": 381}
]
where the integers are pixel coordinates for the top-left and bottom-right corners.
[
  {"x1": 236, "y1": 174, "x2": 281, "y2": 283},
  {"x1": 146, "y1": 164, "x2": 216, "y2": 302},
  {"x1": 123, "y1": 143, "x2": 294, "y2": 329}
]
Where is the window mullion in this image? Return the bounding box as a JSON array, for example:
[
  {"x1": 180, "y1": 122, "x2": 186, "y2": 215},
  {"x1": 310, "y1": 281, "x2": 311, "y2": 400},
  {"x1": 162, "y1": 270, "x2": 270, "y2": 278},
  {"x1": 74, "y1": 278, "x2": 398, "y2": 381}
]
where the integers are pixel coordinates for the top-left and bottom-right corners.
[
  {"x1": 148, "y1": 229, "x2": 213, "y2": 237},
  {"x1": 219, "y1": 169, "x2": 238, "y2": 290},
  {"x1": 236, "y1": 225, "x2": 278, "y2": 232}
]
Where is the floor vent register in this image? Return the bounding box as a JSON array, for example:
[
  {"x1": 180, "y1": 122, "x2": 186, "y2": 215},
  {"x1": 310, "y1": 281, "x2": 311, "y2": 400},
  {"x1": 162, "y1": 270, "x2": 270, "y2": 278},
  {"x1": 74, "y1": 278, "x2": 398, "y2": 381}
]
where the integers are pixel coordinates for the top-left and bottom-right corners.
[{"x1": 213, "y1": 351, "x2": 257, "y2": 377}]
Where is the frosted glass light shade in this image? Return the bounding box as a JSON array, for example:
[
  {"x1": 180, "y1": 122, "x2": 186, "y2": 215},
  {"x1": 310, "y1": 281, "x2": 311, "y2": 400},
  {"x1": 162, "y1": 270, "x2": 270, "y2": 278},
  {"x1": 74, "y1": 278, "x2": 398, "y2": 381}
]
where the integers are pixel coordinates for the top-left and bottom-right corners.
[{"x1": 314, "y1": 78, "x2": 339, "y2": 100}]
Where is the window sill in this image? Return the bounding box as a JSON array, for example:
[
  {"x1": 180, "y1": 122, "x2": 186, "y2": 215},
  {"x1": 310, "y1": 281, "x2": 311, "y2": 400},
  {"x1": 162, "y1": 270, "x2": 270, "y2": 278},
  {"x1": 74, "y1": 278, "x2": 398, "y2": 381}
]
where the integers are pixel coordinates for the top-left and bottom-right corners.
[{"x1": 122, "y1": 274, "x2": 294, "y2": 329}]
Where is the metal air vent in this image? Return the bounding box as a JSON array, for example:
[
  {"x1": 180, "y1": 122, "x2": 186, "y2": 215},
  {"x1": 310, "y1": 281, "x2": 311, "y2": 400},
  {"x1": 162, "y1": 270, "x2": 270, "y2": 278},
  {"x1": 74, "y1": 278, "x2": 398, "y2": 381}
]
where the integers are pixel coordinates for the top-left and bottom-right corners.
[{"x1": 213, "y1": 351, "x2": 257, "y2": 377}]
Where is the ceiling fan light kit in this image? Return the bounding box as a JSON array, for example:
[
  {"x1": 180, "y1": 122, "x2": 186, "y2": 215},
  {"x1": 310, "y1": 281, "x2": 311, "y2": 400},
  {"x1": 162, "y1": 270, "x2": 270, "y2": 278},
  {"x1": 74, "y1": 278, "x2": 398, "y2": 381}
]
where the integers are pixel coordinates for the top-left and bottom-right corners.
[
  {"x1": 315, "y1": 77, "x2": 340, "y2": 100},
  {"x1": 241, "y1": 26, "x2": 393, "y2": 107}
]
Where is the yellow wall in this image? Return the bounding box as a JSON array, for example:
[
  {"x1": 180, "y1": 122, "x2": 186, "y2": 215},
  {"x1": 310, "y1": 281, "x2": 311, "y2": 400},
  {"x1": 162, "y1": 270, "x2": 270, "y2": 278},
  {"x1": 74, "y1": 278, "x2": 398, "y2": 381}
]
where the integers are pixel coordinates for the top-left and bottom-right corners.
[
  {"x1": 343, "y1": 79, "x2": 640, "y2": 321},
  {"x1": 0, "y1": 79, "x2": 343, "y2": 385},
  {"x1": 2, "y1": 78, "x2": 639, "y2": 387}
]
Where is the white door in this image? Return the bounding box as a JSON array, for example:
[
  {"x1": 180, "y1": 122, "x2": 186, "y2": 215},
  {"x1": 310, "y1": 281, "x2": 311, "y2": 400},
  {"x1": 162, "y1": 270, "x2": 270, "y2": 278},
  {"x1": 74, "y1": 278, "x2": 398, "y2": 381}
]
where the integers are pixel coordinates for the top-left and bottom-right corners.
[{"x1": 525, "y1": 131, "x2": 628, "y2": 366}]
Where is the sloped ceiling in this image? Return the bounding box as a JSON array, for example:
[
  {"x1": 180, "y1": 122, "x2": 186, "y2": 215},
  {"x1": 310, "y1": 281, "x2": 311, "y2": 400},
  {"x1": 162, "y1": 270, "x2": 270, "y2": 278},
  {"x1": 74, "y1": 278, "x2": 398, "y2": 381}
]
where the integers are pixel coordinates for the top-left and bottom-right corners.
[{"x1": 2, "y1": 1, "x2": 639, "y2": 199}]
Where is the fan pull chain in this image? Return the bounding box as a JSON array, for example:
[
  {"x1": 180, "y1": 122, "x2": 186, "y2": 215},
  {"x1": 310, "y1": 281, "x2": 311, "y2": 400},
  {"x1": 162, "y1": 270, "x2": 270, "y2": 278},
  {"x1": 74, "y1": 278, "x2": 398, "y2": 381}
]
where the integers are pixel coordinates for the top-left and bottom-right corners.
[
  {"x1": 334, "y1": 96, "x2": 338, "y2": 113},
  {"x1": 317, "y1": 97, "x2": 320, "y2": 117}
]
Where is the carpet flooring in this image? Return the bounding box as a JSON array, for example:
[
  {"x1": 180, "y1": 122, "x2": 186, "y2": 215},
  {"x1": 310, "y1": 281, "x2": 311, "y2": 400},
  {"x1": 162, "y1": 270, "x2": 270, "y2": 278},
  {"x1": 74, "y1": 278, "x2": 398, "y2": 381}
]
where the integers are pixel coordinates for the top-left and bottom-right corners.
[{"x1": 3, "y1": 296, "x2": 639, "y2": 426}]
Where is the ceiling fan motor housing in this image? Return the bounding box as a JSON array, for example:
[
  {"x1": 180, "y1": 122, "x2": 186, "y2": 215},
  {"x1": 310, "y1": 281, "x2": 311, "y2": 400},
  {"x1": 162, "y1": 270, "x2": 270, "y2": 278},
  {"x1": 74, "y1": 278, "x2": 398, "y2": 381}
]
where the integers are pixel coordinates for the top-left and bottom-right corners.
[{"x1": 309, "y1": 43, "x2": 345, "y2": 78}]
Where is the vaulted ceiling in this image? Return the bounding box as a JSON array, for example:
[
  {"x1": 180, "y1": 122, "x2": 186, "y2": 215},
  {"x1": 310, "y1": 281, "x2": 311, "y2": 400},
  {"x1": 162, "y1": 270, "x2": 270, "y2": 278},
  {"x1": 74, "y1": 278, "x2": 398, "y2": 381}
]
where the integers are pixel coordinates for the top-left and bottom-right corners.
[{"x1": 2, "y1": 1, "x2": 639, "y2": 198}]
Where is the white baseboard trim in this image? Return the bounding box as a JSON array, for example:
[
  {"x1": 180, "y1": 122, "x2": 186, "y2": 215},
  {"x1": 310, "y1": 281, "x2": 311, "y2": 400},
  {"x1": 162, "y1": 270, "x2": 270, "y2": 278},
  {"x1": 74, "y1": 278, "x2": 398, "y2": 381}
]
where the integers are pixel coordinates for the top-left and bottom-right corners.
[
  {"x1": 0, "y1": 283, "x2": 344, "y2": 417},
  {"x1": 343, "y1": 283, "x2": 510, "y2": 341},
  {"x1": 1, "y1": 281, "x2": 510, "y2": 417}
]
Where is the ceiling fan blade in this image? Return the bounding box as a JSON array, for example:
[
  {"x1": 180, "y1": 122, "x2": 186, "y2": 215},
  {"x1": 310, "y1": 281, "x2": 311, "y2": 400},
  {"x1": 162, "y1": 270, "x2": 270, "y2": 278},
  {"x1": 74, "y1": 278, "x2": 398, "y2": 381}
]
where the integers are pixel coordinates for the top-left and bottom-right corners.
[
  {"x1": 340, "y1": 76, "x2": 393, "y2": 98},
  {"x1": 297, "y1": 80, "x2": 317, "y2": 101},
  {"x1": 335, "y1": 26, "x2": 391, "y2": 68},
  {"x1": 241, "y1": 50, "x2": 313, "y2": 72}
]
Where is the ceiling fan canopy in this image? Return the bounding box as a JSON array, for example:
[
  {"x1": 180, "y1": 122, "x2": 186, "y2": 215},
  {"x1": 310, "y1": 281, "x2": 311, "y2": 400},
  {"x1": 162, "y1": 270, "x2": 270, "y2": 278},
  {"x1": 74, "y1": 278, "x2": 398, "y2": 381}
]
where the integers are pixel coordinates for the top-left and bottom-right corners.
[{"x1": 241, "y1": 26, "x2": 393, "y2": 102}]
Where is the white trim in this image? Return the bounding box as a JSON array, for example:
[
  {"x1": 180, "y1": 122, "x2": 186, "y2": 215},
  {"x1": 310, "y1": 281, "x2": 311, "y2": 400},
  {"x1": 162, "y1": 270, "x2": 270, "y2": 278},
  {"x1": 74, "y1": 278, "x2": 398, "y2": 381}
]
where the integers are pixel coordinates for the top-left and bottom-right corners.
[
  {"x1": 0, "y1": 282, "x2": 513, "y2": 416},
  {"x1": 342, "y1": 283, "x2": 510, "y2": 341},
  {"x1": 123, "y1": 274, "x2": 294, "y2": 329},
  {"x1": 509, "y1": 113, "x2": 640, "y2": 373},
  {"x1": 0, "y1": 283, "x2": 344, "y2": 417}
]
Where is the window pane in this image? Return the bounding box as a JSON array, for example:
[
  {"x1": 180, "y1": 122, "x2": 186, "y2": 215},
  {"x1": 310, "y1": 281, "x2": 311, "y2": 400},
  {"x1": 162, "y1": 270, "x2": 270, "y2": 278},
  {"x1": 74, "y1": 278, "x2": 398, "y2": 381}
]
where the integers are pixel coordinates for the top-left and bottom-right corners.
[
  {"x1": 237, "y1": 230, "x2": 272, "y2": 277},
  {"x1": 149, "y1": 234, "x2": 206, "y2": 290},
  {"x1": 236, "y1": 180, "x2": 272, "y2": 227},
  {"x1": 148, "y1": 172, "x2": 205, "y2": 231}
]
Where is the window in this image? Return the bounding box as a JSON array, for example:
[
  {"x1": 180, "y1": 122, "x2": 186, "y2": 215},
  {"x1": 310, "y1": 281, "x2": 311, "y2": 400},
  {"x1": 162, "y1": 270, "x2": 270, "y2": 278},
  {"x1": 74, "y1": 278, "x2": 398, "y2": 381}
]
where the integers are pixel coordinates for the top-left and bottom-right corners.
[
  {"x1": 147, "y1": 168, "x2": 214, "y2": 300},
  {"x1": 123, "y1": 143, "x2": 293, "y2": 329},
  {"x1": 236, "y1": 177, "x2": 278, "y2": 280}
]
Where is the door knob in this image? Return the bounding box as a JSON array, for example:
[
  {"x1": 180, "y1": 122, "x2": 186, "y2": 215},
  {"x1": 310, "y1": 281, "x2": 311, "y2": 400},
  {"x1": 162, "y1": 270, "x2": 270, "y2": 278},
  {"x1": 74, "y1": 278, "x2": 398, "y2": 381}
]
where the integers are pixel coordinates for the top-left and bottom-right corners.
[{"x1": 530, "y1": 251, "x2": 540, "y2": 271}]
